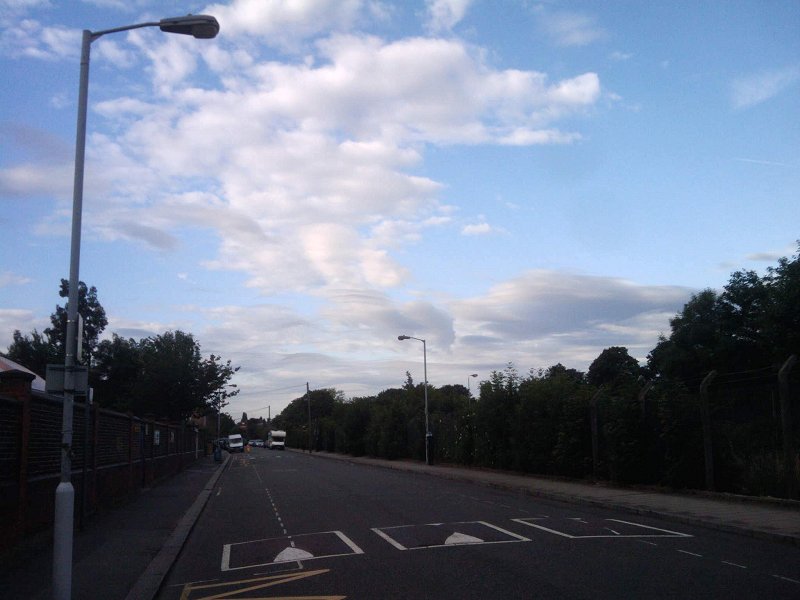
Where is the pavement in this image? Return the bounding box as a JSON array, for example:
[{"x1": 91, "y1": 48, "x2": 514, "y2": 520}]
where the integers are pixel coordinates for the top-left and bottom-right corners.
[{"x1": 1, "y1": 449, "x2": 798, "y2": 599}]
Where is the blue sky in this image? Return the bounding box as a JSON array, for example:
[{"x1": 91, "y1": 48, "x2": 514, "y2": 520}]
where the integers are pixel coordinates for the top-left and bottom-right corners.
[{"x1": 1, "y1": 0, "x2": 798, "y2": 418}]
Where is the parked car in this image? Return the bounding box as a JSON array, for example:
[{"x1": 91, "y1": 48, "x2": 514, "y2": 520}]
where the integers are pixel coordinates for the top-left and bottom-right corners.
[{"x1": 250, "y1": 439, "x2": 264, "y2": 447}]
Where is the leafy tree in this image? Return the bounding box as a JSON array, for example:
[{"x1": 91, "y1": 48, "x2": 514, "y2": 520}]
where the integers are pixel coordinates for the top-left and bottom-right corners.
[
  {"x1": 93, "y1": 334, "x2": 142, "y2": 411},
  {"x1": 45, "y1": 279, "x2": 108, "y2": 364},
  {"x1": 587, "y1": 346, "x2": 642, "y2": 389},
  {"x1": 334, "y1": 397, "x2": 372, "y2": 455},
  {"x1": 5, "y1": 329, "x2": 59, "y2": 376},
  {"x1": 763, "y1": 244, "x2": 800, "y2": 360},
  {"x1": 131, "y1": 331, "x2": 211, "y2": 420},
  {"x1": 5, "y1": 279, "x2": 107, "y2": 374}
]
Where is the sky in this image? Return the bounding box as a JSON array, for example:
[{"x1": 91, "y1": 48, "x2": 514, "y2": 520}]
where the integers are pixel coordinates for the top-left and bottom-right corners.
[{"x1": 1, "y1": 0, "x2": 798, "y2": 420}]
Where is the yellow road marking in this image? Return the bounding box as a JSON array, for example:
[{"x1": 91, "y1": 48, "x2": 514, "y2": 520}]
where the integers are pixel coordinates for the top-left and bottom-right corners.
[{"x1": 179, "y1": 568, "x2": 344, "y2": 600}]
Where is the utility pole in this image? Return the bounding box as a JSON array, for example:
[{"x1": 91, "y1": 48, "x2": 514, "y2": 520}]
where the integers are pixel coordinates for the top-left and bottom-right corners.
[{"x1": 306, "y1": 382, "x2": 312, "y2": 452}]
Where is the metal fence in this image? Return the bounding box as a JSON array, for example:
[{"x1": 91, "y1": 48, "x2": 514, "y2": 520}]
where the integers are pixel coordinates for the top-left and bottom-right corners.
[{"x1": 0, "y1": 369, "x2": 207, "y2": 553}]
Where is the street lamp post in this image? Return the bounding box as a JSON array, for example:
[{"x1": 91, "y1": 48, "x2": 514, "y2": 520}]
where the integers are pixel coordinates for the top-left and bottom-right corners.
[
  {"x1": 55, "y1": 15, "x2": 219, "y2": 600},
  {"x1": 467, "y1": 373, "x2": 478, "y2": 395},
  {"x1": 398, "y1": 335, "x2": 431, "y2": 465}
]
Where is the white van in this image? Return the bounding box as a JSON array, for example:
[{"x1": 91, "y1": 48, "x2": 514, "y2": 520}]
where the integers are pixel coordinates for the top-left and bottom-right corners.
[
  {"x1": 227, "y1": 433, "x2": 244, "y2": 453},
  {"x1": 267, "y1": 430, "x2": 286, "y2": 450}
]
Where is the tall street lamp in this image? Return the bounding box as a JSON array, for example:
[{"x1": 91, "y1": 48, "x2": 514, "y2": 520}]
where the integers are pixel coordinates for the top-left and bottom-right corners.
[
  {"x1": 55, "y1": 14, "x2": 219, "y2": 600},
  {"x1": 398, "y1": 335, "x2": 431, "y2": 465},
  {"x1": 467, "y1": 373, "x2": 478, "y2": 395}
]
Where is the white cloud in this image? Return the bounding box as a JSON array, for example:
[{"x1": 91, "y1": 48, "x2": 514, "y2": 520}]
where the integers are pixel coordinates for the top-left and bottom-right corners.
[
  {"x1": 452, "y1": 270, "x2": 689, "y2": 350},
  {"x1": 31, "y1": 31, "x2": 598, "y2": 292},
  {"x1": 0, "y1": 19, "x2": 80, "y2": 60},
  {"x1": 424, "y1": 0, "x2": 473, "y2": 33},
  {"x1": 203, "y1": 0, "x2": 370, "y2": 49},
  {"x1": 0, "y1": 0, "x2": 51, "y2": 13},
  {"x1": 610, "y1": 51, "x2": 633, "y2": 61},
  {"x1": 0, "y1": 308, "x2": 40, "y2": 341},
  {"x1": 731, "y1": 65, "x2": 800, "y2": 110},
  {"x1": 0, "y1": 272, "x2": 32, "y2": 287},
  {"x1": 1, "y1": 8, "x2": 616, "y2": 410},
  {"x1": 0, "y1": 162, "x2": 72, "y2": 197},
  {"x1": 538, "y1": 10, "x2": 607, "y2": 48}
]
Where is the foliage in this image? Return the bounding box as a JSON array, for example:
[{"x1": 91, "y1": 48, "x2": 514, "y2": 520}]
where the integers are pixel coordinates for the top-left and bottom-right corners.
[
  {"x1": 45, "y1": 279, "x2": 108, "y2": 365},
  {"x1": 6, "y1": 281, "x2": 240, "y2": 424},
  {"x1": 6, "y1": 279, "x2": 108, "y2": 374},
  {"x1": 5, "y1": 329, "x2": 60, "y2": 377}
]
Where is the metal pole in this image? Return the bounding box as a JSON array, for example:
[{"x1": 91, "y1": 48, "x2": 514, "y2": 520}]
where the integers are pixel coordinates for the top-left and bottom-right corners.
[
  {"x1": 699, "y1": 370, "x2": 717, "y2": 492},
  {"x1": 590, "y1": 388, "x2": 602, "y2": 481},
  {"x1": 307, "y1": 382, "x2": 311, "y2": 452},
  {"x1": 423, "y1": 339, "x2": 430, "y2": 466},
  {"x1": 778, "y1": 355, "x2": 797, "y2": 499},
  {"x1": 54, "y1": 28, "x2": 91, "y2": 600}
]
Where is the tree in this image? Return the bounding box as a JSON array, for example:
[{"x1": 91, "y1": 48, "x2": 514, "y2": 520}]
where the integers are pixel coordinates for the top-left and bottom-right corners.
[
  {"x1": 5, "y1": 279, "x2": 107, "y2": 374},
  {"x1": 587, "y1": 346, "x2": 642, "y2": 389},
  {"x1": 93, "y1": 334, "x2": 142, "y2": 411},
  {"x1": 132, "y1": 330, "x2": 222, "y2": 420},
  {"x1": 45, "y1": 279, "x2": 108, "y2": 364},
  {"x1": 763, "y1": 244, "x2": 800, "y2": 361},
  {"x1": 4, "y1": 329, "x2": 59, "y2": 376}
]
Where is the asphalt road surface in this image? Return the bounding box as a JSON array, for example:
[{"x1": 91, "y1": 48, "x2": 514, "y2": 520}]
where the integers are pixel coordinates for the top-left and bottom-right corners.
[{"x1": 157, "y1": 449, "x2": 800, "y2": 599}]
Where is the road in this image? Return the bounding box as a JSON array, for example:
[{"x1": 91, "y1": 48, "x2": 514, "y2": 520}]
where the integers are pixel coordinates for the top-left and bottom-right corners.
[{"x1": 158, "y1": 449, "x2": 800, "y2": 599}]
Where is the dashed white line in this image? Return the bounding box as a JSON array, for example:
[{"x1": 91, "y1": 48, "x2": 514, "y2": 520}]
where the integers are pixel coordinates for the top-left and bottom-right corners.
[
  {"x1": 677, "y1": 550, "x2": 703, "y2": 558},
  {"x1": 772, "y1": 575, "x2": 800, "y2": 584},
  {"x1": 721, "y1": 561, "x2": 747, "y2": 569}
]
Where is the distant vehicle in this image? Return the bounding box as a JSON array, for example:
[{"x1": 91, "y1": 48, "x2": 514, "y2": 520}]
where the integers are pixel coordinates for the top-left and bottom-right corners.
[
  {"x1": 250, "y1": 439, "x2": 264, "y2": 447},
  {"x1": 267, "y1": 430, "x2": 286, "y2": 450},
  {"x1": 227, "y1": 433, "x2": 244, "y2": 453}
]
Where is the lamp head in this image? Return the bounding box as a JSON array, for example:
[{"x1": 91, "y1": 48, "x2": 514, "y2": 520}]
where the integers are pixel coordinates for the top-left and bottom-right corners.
[
  {"x1": 159, "y1": 14, "x2": 220, "y2": 39},
  {"x1": 398, "y1": 335, "x2": 410, "y2": 341}
]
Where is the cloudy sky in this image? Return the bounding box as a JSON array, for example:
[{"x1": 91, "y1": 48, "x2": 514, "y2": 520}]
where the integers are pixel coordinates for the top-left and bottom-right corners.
[{"x1": 1, "y1": 0, "x2": 798, "y2": 418}]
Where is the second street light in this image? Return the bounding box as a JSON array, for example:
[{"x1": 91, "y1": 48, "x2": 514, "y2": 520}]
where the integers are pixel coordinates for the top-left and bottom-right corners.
[
  {"x1": 398, "y1": 335, "x2": 431, "y2": 465},
  {"x1": 467, "y1": 373, "x2": 478, "y2": 397},
  {"x1": 55, "y1": 14, "x2": 219, "y2": 600}
]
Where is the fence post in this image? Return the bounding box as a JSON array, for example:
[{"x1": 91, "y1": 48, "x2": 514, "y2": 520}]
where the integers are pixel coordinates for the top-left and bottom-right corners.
[
  {"x1": 590, "y1": 388, "x2": 602, "y2": 481},
  {"x1": 0, "y1": 371, "x2": 35, "y2": 541},
  {"x1": 19, "y1": 381, "x2": 31, "y2": 539},
  {"x1": 778, "y1": 355, "x2": 797, "y2": 499},
  {"x1": 91, "y1": 403, "x2": 98, "y2": 510},
  {"x1": 699, "y1": 370, "x2": 717, "y2": 491},
  {"x1": 128, "y1": 413, "x2": 135, "y2": 494}
]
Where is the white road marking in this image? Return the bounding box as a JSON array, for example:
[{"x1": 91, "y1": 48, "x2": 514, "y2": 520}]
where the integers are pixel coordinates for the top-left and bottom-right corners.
[
  {"x1": 445, "y1": 532, "x2": 484, "y2": 545},
  {"x1": 335, "y1": 531, "x2": 365, "y2": 555},
  {"x1": 477, "y1": 521, "x2": 531, "y2": 542},
  {"x1": 772, "y1": 575, "x2": 800, "y2": 584},
  {"x1": 274, "y1": 547, "x2": 314, "y2": 562},
  {"x1": 721, "y1": 561, "x2": 747, "y2": 569},
  {"x1": 607, "y1": 519, "x2": 692, "y2": 537},
  {"x1": 372, "y1": 528, "x2": 407, "y2": 550},
  {"x1": 677, "y1": 550, "x2": 703, "y2": 558}
]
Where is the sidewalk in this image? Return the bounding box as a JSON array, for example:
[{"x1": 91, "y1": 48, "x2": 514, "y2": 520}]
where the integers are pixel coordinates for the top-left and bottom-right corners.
[
  {"x1": 0, "y1": 453, "x2": 228, "y2": 600},
  {"x1": 304, "y1": 450, "x2": 800, "y2": 547},
  {"x1": 2, "y1": 450, "x2": 797, "y2": 600}
]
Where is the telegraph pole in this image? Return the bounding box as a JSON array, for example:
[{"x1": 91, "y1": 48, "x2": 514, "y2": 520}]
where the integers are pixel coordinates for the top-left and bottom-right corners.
[{"x1": 306, "y1": 382, "x2": 312, "y2": 452}]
